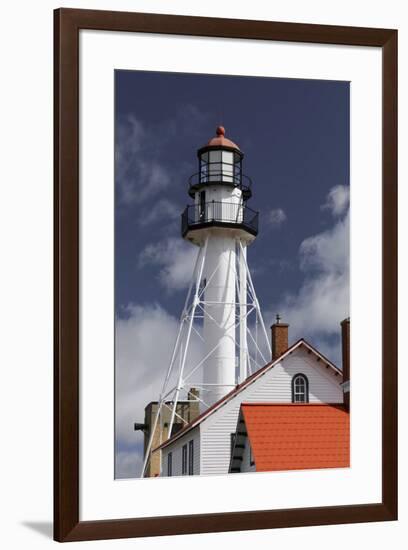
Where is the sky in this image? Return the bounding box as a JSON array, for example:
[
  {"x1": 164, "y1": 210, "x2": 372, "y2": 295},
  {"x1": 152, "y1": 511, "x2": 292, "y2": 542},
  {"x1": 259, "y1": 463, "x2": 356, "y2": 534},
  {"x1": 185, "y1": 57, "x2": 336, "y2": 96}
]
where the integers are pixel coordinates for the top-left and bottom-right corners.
[{"x1": 114, "y1": 70, "x2": 350, "y2": 479}]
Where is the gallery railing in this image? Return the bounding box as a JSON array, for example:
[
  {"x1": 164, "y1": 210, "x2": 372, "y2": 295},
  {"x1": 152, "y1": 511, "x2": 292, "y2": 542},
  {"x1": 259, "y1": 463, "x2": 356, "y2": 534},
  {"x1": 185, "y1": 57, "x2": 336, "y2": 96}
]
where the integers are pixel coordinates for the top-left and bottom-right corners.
[{"x1": 181, "y1": 201, "x2": 259, "y2": 237}]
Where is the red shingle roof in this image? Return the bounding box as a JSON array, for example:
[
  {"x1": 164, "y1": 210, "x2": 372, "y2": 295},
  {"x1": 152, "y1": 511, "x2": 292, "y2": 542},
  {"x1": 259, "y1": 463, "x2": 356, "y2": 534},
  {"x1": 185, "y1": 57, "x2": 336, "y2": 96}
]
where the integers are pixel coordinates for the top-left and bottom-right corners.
[{"x1": 242, "y1": 403, "x2": 349, "y2": 471}]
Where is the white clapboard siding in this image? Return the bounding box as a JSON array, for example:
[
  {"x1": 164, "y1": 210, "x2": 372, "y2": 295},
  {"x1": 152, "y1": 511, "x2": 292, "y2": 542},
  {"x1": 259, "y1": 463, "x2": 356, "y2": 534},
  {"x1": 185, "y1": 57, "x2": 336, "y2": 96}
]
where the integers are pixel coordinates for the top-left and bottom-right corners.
[
  {"x1": 161, "y1": 426, "x2": 200, "y2": 477},
  {"x1": 200, "y1": 346, "x2": 343, "y2": 476}
]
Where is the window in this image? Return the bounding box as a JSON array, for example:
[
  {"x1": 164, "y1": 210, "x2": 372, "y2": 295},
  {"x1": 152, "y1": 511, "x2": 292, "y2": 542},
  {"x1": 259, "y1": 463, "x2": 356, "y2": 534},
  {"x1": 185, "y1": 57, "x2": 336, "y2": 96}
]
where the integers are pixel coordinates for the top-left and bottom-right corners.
[
  {"x1": 222, "y1": 150, "x2": 234, "y2": 182},
  {"x1": 249, "y1": 444, "x2": 255, "y2": 467},
  {"x1": 167, "y1": 452, "x2": 172, "y2": 477},
  {"x1": 208, "y1": 149, "x2": 222, "y2": 182},
  {"x1": 199, "y1": 151, "x2": 209, "y2": 182},
  {"x1": 230, "y1": 433, "x2": 236, "y2": 458},
  {"x1": 182, "y1": 444, "x2": 187, "y2": 475},
  {"x1": 233, "y1": 151, "x2": 242, "y2": 183},
  {"x1": 199, "y1": 190, "x2": 206, "y2": 220},
  {"x1": 188, "y1": 440, "x2": 194, "y2": 475},
  {"x1": 292, "y1": 374, "x2": 309, "y2": 403}
]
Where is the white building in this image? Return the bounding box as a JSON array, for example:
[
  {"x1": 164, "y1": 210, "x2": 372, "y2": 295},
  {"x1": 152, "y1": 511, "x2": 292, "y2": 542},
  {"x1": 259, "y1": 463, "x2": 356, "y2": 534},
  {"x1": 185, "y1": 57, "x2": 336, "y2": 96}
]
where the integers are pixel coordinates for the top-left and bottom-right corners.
[{"x1": 154, "y1": 329, "x2": 346, "y2": 477}]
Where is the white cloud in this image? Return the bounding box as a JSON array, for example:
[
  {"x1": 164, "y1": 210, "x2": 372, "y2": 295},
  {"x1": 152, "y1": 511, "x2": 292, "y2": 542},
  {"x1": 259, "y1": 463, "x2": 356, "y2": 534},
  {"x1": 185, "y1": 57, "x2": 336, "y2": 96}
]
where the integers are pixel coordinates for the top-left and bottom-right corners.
[
  {"x1": 115, "y1": 302, "x2": 202, "y2": 478},
  {"x1": 115, "y1": 447, "x2": 143, "y2": 479},
  {"x1": 115, "y1": 105, "x2": 207, "y2": 207},
  {"x1": 270, "y1": 187, "x2": 349, "y2": 365},
  {"x1": 138, "y1": 198, "x2": 179, "y2": 227},
  {"x1": 321, "y1": 184, "x2": 349, "y2": 216},
  {"x1": 115, "y1": 115, "x2": 171, "y2": 206},
  {"x1": 268, "y1": 208, "x2": 287, "y2": 227},
  {"x1": 300, "y1": 215, "x2": 348, "y2": 276},
  {"x1": 139, "y1": 237, "x2": 198, "y2": 291},
  {"x1": 115, "y1": 304, "x2": 179, "y2": 446}
]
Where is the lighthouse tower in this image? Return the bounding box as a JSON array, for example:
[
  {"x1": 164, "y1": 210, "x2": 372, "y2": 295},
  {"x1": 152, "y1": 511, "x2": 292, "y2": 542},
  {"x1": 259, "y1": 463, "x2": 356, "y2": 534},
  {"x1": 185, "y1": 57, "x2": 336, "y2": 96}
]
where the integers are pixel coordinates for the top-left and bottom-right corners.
[
  {"x1": 141, "y1": 127, "x2": 271, "y2": 476},
  {"x1": 183, "y1": 126, "x2": 258, "y2": 406}
]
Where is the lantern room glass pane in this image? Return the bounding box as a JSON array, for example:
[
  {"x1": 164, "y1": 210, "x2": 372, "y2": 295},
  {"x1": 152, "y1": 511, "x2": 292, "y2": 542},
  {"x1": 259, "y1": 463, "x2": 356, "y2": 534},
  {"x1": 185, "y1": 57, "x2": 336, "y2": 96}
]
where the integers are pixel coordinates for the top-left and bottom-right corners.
[
  {"x1": 208, "y1": 150, "x2": 221, "y2": 182},
  {"x1": 222, "y1": 151, "x2": 233, "y2": 164},
  {"x1": 234, "y1": 152, "x2": 242, "y2": 183},
  {"x1": 209, "y1": 150, "x2": 222, "y2": 163},
  {"x1": 222, "y1": 151, "x2": 234, "y2": 182},
  {"x1": 199, "y1": 152, "x2": 209, "y2": 183}
]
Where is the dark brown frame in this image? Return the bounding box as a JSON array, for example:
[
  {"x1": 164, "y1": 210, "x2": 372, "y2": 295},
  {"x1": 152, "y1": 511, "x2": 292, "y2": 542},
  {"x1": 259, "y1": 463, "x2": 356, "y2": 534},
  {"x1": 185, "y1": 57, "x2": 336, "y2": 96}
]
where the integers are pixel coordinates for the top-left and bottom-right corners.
[{"x1": 54, "y1": 8, "x2": 398, "y2": 542}]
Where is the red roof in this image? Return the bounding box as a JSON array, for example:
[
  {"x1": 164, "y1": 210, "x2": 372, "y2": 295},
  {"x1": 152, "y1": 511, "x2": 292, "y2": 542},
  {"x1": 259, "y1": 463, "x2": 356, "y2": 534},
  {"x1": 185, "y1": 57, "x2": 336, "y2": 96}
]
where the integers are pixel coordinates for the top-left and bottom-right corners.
[
  {"x1": 205, "y1": 126, "x2": 240, "y2": 150},
  {"x1": 241, "y1": 403, "x2": 349, "y2": 471}
]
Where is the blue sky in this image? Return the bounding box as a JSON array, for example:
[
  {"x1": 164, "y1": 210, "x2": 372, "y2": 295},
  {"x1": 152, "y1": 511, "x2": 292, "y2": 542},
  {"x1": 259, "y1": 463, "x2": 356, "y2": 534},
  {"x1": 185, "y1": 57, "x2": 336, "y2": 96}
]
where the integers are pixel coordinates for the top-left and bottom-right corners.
[{"x1": 114, "y1": 70, "x2": 350, "y2": 478}]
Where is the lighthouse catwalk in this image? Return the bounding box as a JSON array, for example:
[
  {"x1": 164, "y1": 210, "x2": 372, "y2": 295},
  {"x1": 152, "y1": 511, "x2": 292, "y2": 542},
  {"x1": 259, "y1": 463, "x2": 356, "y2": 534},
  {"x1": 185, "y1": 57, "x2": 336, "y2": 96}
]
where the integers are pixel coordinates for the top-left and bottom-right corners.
[
  {"x1": 141, "y1": 126, "x2": 271, "y2": 476},
  {"x1": 139, "y1": 127, "x2": 349, "y2": 478}
]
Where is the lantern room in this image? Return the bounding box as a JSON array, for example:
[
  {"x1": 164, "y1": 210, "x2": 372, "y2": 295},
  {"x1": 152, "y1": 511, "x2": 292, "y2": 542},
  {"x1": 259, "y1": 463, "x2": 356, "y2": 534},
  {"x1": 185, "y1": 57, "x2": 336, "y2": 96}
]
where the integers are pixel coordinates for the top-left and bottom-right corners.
[
  {"x1": 198, "y1": 126, "x2": 242, "y2": 184},
  {"x1": 188, "y1": 126, "x2": 251, "y2": 200}
]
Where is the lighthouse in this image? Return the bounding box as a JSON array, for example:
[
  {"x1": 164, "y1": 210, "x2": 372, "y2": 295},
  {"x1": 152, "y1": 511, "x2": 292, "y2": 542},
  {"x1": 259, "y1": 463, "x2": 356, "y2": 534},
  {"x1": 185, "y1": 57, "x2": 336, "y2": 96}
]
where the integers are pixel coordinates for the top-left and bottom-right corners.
[
  {"x1": 141, "y1": 127, "x2": 271, "y2": 477},
  {"x1": 182, "y1": 126, "x2": 258, "y2": 407}
]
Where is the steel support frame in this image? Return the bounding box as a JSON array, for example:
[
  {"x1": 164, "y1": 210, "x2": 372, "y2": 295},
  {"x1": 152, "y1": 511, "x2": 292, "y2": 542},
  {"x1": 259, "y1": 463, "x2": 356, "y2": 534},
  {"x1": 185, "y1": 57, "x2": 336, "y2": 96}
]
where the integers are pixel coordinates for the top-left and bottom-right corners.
[{"x1": 141, "y1": 237, "x2": 270, "y2": 477}]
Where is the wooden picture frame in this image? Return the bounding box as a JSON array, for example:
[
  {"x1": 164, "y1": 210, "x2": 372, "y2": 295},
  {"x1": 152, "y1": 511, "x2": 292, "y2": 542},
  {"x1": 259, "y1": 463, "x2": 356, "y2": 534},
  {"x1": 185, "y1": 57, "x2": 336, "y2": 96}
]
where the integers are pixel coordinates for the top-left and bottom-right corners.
[{"x1": 54, "y1": 8, "x2": 397, "y2": 542}]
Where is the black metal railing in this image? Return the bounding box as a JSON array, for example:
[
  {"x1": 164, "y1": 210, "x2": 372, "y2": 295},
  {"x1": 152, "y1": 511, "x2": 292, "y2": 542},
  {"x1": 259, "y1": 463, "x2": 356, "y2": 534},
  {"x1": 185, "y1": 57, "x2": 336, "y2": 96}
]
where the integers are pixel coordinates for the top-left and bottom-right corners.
[
  {"x1": 181, "y1": 201, "x2": 259, "y2": 237},
  {"x1": 188, "y1": 171, "x2": 252, "y2": 200}
]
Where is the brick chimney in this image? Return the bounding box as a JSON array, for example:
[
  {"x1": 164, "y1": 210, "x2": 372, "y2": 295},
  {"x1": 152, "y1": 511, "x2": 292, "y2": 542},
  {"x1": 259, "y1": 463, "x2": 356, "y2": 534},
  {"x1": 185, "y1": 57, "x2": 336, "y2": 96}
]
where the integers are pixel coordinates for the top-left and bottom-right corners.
[
  {"x1": 271, "y1": 315, "x2": 289, "y2": 360},
  {"x1": 341, "y1": 317, "x2": 350, "y2": 410}
]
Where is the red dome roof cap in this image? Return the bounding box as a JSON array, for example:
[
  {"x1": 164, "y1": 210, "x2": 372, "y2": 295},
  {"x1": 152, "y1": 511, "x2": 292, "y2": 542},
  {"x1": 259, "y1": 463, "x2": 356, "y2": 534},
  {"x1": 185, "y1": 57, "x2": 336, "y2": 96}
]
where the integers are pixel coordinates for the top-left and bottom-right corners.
[{"x1": 205, "y1": 126, "x2": 240, "y2": 151}]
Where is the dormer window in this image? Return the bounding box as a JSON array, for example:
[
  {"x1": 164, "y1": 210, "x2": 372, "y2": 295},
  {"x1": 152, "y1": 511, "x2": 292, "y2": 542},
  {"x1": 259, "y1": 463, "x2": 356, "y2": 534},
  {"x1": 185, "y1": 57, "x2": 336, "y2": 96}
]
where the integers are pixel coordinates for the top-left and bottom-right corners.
[{"x1": 292, "y1": 374, "x2": 309, "y2": 403}]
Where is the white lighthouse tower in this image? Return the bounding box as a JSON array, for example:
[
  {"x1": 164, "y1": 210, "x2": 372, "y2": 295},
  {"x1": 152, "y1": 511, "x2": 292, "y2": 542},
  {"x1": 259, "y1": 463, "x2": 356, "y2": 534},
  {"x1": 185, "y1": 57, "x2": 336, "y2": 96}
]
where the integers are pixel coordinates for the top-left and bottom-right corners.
[
  {"x1": 185, "y1": 126, "x2": 258, "y2": 407},
  {"x1": 141, "y1": 127, "x2": 271, "y2": 476}
]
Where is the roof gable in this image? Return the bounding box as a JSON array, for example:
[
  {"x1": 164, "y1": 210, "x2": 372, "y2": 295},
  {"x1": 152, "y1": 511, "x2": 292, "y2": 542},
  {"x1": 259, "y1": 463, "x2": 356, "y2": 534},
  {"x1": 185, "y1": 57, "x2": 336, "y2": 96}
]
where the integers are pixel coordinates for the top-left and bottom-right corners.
[{"x1": 154, "y1": 339, "x2": 342, "y2": 451}]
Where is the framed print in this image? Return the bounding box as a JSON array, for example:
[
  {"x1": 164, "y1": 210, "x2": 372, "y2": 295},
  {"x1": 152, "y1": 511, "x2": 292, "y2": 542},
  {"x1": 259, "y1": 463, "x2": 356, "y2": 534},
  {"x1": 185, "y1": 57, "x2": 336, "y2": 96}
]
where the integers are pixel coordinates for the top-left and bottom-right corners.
[{"x1": 54, "y1": 8, "x2": 397, "y2": 542}]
